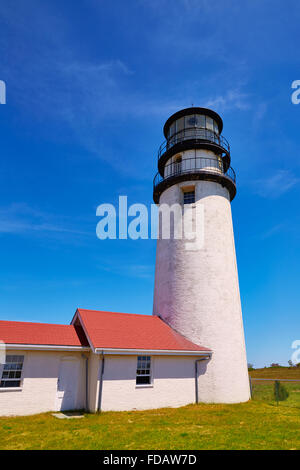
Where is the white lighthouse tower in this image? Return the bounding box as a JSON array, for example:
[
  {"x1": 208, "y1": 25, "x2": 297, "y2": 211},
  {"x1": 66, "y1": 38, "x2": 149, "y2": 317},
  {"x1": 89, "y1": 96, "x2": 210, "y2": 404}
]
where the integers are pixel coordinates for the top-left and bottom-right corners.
[{"x1": 153, "y1": 107, "x2": 250, "y2": 403}]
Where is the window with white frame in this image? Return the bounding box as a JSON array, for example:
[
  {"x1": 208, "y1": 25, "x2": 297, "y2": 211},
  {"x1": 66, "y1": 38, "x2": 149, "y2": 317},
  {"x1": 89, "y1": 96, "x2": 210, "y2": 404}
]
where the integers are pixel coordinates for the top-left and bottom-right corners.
[
  {"x1": 136, "y1": 356, "x2": 151, "y2": 385},
  {"x1": 0, "y1": 355, "x2": 24, "y2": 388}
]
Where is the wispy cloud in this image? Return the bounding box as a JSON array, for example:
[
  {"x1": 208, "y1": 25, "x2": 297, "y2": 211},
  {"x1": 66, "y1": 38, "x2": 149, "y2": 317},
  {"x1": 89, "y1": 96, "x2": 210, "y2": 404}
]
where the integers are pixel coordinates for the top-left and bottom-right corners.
[
  {"x1": 98, "y1": 262, "x2": 154, "y2": 280},
  {"x1": 254, "y1": 170, "x2": 300, "y2": 199},
  {"x1": 63, "y1": 60, "x2": 134, "y2": 76},
  {"x1": 0, "y1": 0, "x2": 253, "y2": 179},
  {"x1": 204, "y1": 90, "x2": 251, "y2": 112},
  {"x1": 0, "y1": 203, "x2": 91, "y2": 239},
  {"x1": 260, "y1": 224, "x2": 284, "y2": 240}
]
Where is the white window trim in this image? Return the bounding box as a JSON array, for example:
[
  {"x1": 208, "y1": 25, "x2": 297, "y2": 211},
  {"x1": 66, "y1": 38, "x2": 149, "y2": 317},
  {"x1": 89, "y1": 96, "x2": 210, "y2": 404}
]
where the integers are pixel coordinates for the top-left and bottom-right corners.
[
  {"x1": 135, "y1": 355, "x2": 153, "y2": 388},
  {"x1": 0, "y1": 387, "x2": 23, "y2": 393},
  {"x1": 0, "y1": 353, "x2": 26, "y2": 391},
  {"x1": 135, "y1": 384, "x2": 154, "y2": 389}
]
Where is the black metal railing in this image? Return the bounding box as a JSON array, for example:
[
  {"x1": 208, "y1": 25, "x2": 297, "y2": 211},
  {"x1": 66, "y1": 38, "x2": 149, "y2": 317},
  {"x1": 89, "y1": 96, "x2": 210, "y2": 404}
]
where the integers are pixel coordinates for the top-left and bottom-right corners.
[
  {"x1": 158, "y1": 127, "x2": 230, "y2": 161},
  {"x1": 153, "y1": 156, "x2": 236, "y2": 189}
]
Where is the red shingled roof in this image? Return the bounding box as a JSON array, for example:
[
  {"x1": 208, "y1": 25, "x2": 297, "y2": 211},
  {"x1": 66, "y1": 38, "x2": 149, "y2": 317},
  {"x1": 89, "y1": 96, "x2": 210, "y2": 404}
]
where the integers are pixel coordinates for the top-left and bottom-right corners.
[
  {"x1": 0, "y1": 310, "x2": 210, "y2": 352},
  {"x1": 0, "y1": 320, "x2": 89, "y2": 347},
  {"x1": 75, "y1": 309, "x2": 210, "y2": 352}
]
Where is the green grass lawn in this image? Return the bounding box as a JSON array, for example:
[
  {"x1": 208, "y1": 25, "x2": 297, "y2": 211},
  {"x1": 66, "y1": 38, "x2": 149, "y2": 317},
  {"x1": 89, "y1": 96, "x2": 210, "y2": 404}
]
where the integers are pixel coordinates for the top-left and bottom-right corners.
[
  {"x1": 0, "y1": 400, "x2": 299, "y2": 450},
  {"x1": 0, "y1": 367, "x2": 299, "y2": 450}
]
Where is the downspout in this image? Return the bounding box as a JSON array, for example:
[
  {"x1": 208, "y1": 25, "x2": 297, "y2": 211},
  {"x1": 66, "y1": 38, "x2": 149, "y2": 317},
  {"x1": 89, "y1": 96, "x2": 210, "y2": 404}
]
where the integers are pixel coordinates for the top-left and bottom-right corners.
[
  {"x1": 81, "y1": 354, "x2": 89, "y2": 412},
  {"x1": 195, "y1": 356, "x2": 210, "y2": 404},
  {"x1": 97, "y1": 352, "x2": 105, "y2": 413}
]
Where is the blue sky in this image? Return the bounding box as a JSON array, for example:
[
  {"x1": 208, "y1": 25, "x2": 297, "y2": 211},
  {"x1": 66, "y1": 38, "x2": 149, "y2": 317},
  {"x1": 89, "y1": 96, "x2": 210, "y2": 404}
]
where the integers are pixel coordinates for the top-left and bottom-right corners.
[{"x1": 0, "y1": 0, "x2": 299, "y2": 367}]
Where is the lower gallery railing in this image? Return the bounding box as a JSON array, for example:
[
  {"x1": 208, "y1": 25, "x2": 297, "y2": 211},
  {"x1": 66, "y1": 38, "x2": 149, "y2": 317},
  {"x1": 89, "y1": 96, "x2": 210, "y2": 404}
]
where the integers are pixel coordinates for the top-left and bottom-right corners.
[{"x1": 153, "y1": 156, "x2": 236, "y2": 190}]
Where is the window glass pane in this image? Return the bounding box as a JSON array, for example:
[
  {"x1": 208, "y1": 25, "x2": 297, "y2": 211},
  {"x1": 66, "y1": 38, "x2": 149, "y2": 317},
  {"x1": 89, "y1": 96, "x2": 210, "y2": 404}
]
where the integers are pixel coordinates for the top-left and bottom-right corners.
[
  {"x1": 187, "y1": 115, "x2": 196, "y2": 127},
  {"x1": 183, "y1": 191, "x2": 195, "y2": 204},
  {"x1": 136, "y1": 376, "x2": 151, "y2": 385},
  {"x1": 176, "y1": 117, "x2": 184, "y2": 142},
  {"x1": 136, "y1": 356, "x2": 151, "y2": 385},
  {"x1": 176, "y1": 117, "x2": 184, "y2": 132},
  {"x1": 1, "y1": 356, "x2": 24, "y2": 389},
  {"x1": 198, "y1": 115, "x2": 206, "y2": 128},
  {"x1": 169, "y1": 123, "x2": 176, "y2": 137},
  {"x1": 206, "y1": 117, "x2": 214, "y2": 131},
  {"x1": 0, "y1": 380, "x2": 21, "y2": 388}
]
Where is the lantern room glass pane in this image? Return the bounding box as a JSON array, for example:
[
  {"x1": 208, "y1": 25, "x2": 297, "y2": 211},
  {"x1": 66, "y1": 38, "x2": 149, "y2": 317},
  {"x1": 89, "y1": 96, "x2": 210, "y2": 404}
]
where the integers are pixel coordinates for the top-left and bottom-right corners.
[
  {"x1": 214, "y1": 120, "x2": 219, "y2": 134},
  {"x1": 206, "y1": 117, "x2": 214, "y2": 131},
  {"x1": 176, "y1": 117, "x2": 184, "y2": 137},
  {"x1": 170, "y1": 122, "x2": 176, "y2": 136},
  {"x1": 198, "y1": 115, "x2": 206, "y2": 129},
  {"x1": 184, "y1": 115, "x2": 194, "y2": 139},
  {"x1": 169, "y1": 122, "x2": 176, "y2": 146},
  {"x1": 186, "y1": 115, "x2": 197, "y2": 127}
]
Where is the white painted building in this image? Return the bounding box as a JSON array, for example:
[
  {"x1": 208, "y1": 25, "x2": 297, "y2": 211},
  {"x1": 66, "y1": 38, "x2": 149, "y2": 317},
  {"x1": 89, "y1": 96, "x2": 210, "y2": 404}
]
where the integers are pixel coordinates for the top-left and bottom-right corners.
[
  {"x1": 0, "y1": 309, "x2": 210, "y2": 416},
  {"x1": 0, "y1": 107, "x2": 250, "y2": 416}
]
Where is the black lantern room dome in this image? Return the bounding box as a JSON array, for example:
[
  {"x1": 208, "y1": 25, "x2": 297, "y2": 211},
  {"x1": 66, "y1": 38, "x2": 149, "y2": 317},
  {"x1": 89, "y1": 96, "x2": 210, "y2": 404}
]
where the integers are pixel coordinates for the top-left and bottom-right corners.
[
  {"x1": 153, "y1": 107, "x2": 236, "y2": 204},
  {"x1": 163, "y1": 107, "x2": 223, "y2": 138}
]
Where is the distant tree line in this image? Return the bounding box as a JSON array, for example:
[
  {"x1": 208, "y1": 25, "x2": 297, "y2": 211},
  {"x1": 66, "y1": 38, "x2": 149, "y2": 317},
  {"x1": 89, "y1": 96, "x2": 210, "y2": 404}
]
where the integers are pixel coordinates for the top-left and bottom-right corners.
[{"x1": 247, "y1": 361, "x2": 300, "y2": 370}]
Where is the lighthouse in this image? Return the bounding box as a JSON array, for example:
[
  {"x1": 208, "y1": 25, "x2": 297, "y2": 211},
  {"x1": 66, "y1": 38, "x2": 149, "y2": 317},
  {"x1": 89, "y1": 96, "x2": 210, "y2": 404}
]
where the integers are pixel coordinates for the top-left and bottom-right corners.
[{"x1": 153, "y1": 107, "x2": 250, "y2": 403}]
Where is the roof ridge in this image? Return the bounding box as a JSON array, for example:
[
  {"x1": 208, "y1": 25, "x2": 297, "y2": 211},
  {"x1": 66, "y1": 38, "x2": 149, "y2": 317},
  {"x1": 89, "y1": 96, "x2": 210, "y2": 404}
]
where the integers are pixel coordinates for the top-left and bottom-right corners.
[
  {"x1": 78, "y1": 309, "x2": 156, "y2": 318},
  {"x1": 0, "y1": 319, "x2": 73, "y2": 328}
]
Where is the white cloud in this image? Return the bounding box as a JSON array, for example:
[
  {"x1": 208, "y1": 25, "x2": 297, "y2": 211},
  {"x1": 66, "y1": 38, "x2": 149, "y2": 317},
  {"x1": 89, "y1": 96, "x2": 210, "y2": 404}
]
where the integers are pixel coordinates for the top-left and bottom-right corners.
[
  {"x1": 204, "y1": 90, "x2": 251, "y2": 112},
  {"x1": 0, "y1": 0, "x2": 253, "y2": 179},
  {"x1": 260, "y1": 224, "x2": 284, "y2": 240},
  {"x1": 98, "y1": 262, "x2": 154, "y2": 280},
  {"x1": 254, "y1": 170, "x2": 300, "y2": 199},
  {"x1": 0, "y1": 203, "x2": 91, "y2": 239}
]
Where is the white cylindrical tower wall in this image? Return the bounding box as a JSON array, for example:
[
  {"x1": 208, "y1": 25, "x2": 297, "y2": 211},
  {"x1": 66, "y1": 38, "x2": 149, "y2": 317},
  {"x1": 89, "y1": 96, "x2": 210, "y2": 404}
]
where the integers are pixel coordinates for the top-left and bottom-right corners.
[{"x1": 153, "y1": 180, "x2": 250, "y2": 403}]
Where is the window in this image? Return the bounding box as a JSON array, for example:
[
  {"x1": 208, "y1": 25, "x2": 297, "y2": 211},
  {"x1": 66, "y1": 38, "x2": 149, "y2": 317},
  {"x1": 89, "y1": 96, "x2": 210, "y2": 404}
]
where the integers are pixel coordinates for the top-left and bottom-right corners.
[
  {"x1": 198, "y1": 114, "x2": 206, "y2": 129},
  {"x1": 174, "y1": 155, "x2": 182, "y2": 175},
  {"x1": 187, "y1": 115, "x2": 197, "y2": 127},
  {"x1": 0, "y1": 355, "x2": 24, "y2": 388},
  {"x1": 206, "y1": 116, "x2": 214, "y2": 131},
  {"x1": 136, "y1": 356, "x2": 151, "y2": 385},
  {"x1": 176, "y1": 117, "x2": 184, "y2": 133},
  {"x1": 183, "y1": 190, "x2": 195, "y2": 204},
  {"x1": 214, "y1": 120, "x2": 219, "y2": 135}
]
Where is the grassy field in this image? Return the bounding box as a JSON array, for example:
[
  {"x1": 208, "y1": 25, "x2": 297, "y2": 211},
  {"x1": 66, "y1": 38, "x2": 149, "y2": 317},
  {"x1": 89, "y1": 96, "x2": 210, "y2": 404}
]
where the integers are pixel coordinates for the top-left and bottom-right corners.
[
  {"x1": 0, "y1": 367, "x2": 299, "y2": 450},
  {"x1": 250, "y1": 366, "x2": 300, "y2": 408},
  {"x1": 249, "y1": 366, "x2": 300, "y2": 380}
]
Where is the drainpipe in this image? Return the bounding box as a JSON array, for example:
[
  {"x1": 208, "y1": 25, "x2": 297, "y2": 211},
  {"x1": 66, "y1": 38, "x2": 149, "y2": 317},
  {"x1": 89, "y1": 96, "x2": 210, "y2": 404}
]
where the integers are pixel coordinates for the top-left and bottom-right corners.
[
  {"x1": 97, "y1": 352, "x2": 105, "y2": 413},
  {"x1": 81, "y1": 354, "x2": 89, "y2": 412},
  {"x1": 195, "y1": 356, "x2": 210, "y2": 404}
]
